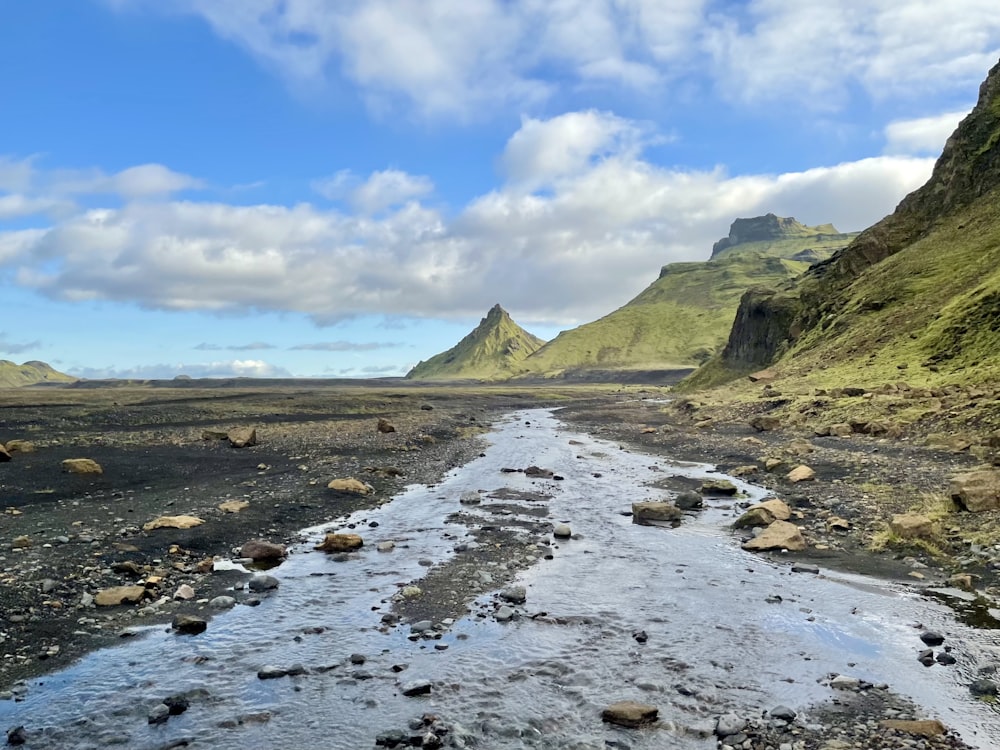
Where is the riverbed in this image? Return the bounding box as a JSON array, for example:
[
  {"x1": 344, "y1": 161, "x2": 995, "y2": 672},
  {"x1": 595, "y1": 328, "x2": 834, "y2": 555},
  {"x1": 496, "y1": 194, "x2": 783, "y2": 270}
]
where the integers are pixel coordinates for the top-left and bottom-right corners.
[{"x1": 3, "y1": 408, "x2": 998, "y2": 749}]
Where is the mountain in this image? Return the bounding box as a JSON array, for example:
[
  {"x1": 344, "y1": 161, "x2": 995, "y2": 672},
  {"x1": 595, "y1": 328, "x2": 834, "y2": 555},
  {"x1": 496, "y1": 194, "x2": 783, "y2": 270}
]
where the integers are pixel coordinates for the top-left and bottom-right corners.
[
  {"x1": 685, "y1": 59, "x2": 1000, "y2": 398},
  {"x1": 512, "y1": 217, "x2": 855, "y2": 378},
  {"x1": 406, "y1": 304, "x2": 546, "y2": 380},
  {"x1": 0, "y1": 360, "x2": 76, "y2": 388}
]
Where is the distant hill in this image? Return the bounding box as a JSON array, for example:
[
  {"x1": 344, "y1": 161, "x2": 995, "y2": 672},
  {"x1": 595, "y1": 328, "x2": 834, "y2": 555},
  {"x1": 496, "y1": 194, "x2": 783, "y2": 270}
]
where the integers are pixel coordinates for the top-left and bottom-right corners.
[
  {"x1": 406, "y1": 304, "x2": 546, "y2": 380},
  {"x1": 685, "y1": 58, "x2": 1000, "y2": 395},
  {"x1": 0, "y1": 360, "x2": 76, "y2": 388},
  {"x1": 512, "y1": 217, "x2": 856, "y2": 378}
]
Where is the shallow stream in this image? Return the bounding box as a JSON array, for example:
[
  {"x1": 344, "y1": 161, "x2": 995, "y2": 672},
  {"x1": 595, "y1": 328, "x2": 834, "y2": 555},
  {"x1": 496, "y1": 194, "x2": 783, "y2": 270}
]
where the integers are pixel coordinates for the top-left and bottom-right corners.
[{"x1": 3, "y1": 408, "x2": 999, "y2": 749}]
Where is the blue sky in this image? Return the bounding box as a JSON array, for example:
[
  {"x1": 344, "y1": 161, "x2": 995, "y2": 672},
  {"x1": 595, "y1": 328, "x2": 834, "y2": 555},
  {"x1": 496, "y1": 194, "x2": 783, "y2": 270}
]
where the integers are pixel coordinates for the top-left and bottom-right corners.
[{"x1": 1, "y1": 1, "x2": 997, "y2": 379}]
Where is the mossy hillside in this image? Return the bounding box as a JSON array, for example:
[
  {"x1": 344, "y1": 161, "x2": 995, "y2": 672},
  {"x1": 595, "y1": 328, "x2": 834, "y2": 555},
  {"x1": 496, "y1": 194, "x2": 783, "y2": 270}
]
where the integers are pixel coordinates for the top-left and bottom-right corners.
[
  {"x1": 406, "y1": 305, "x2": 546, "y2": 381},
  {"x1": 0, "y1": 360, "x2": 76, "y2": 388},
  {"x1": 515, "y1": 249, "x2": 836, "y2": 377}
]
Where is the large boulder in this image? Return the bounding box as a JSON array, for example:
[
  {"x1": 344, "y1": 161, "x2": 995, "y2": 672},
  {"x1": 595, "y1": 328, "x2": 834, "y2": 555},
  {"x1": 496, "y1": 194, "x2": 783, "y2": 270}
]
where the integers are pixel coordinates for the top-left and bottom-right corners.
[
  {"x1": 786, "y1": 465, "x2": 815, "y2": 483},
  {"x1": 601, "y1": 701, "x2": 658, "y2": 727},
  {"x1": 700, "y1": 478, "x2": 738, "y2": 495},
  {"x1": 749, "y1": 415, "x2": 782, "y2": 432},
  {"x1": 143, "y1": 515, "x2": 205, "y2": 531},
  {"x1": 241, "y1": 540, "x2": 287, "y2": 562},
  {"x1": 327, "y1": 478, "x2": 374, "y2": 495},
  {"x1": 950, "y1": 469, "x2": 1000, "y2": 512},
  {"x1": 734, "y1": 499, "x2": 791, "y2": 529},
  {"x1": 315, "y1": 533, "x2": 363, "y2": 553},
  {"x1": 62, "y1": 458, "x2": 103, "y2": 475},
  {"x1": 94, "y1": 585, "x2": 147, "y2": 606},
  {"x1": 228, "y1": 428, "x2": 257, "y2": 448},
  {"x1": 889, "y1": 514, "x2": 937, "y2": 540},
  {"x1": 742, "y1": 520, "x2": 806, "y2": 552},
  {"x1": 632, "y1": 502, "x2": 683, "y2": 524},
  {"x1": 4, "y1": 440, "x2": 34, "y2": 454}
]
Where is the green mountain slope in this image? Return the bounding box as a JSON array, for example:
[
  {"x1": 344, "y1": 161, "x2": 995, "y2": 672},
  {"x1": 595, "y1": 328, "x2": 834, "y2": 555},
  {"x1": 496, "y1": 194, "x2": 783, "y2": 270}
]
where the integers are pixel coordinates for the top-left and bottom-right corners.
[
  {"x1": 685, "y1": 58, "x2": 1000, "y2": 399},
  {"x1": 514, "y1": 217, "x2": 855, "y2": 377},
  {"x1": 0, "y1": 360, "x2": 76, "y2": 388},
  {"x1": 406, "y1": 304, "x2": 546, "y2": 380}
]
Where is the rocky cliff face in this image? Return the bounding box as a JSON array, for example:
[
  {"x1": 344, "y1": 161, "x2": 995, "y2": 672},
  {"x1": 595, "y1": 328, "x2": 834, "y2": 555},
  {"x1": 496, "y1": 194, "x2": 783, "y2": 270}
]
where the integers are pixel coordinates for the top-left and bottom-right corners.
[
  {"x1": 710, "y1": 214, "x2": 842, "y2": 258},
  {"x1": 714, "y1": 58, "x2": 1000, "y2": 374}
]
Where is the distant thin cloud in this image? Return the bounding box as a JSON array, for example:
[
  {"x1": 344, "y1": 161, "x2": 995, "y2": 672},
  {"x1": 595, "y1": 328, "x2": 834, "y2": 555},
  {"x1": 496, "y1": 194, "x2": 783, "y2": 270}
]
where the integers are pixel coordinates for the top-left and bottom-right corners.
[
  {"x1": 194, "y1": 341, "x2": 277, "y2": 351},
  {"x1": 289, "y1": 341, "x2": 403, "y2": 351},
  {"x1": 69, "y1": 359, "x2": 292, "y2": 379},
  {"x1": 0, "y1": 333, "x2": 41, "y2": 354}
]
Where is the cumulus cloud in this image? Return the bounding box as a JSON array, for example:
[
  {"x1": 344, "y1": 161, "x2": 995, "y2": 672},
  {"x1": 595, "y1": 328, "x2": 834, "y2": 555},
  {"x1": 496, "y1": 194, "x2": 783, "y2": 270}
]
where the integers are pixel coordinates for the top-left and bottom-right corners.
[
  {"x1": 314, "y1": 169, "x2": 434, "y2": 214},
  {"x1": 884, "y1": 110, "x2": 970, "y2": 154},
  {"x1": 0, "y1": 112, "x2": 936, "y2": 326},
  {"x1": 108, "y1": 1, "x2": 1000, "y2": 117},
  {"x1": 69, "y1": 359, "x2": 292, "y2": 379},
  {"x1": 289, "y1": 341, "x2": 403, "y2": 351}
]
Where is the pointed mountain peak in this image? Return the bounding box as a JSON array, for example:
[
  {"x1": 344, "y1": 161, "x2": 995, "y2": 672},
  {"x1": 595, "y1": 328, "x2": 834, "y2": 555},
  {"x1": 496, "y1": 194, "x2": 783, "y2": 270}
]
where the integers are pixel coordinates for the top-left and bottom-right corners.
[{"x1": 406, "y1": 306, "x2": 546, "y2": 380}]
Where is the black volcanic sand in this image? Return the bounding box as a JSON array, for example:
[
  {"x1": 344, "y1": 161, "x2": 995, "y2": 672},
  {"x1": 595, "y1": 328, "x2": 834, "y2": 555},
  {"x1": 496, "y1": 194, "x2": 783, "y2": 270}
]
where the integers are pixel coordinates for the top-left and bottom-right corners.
[{"x1": 0, "y1": 382, "x2": 611, "y2": 692}]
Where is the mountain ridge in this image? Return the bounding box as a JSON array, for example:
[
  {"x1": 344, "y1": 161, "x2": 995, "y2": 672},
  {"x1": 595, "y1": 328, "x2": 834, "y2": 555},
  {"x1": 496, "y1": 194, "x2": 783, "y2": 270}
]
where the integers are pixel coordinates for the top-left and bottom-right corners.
[{"x1": 0, "y1": 360, "x2": 77, "y2": 388}]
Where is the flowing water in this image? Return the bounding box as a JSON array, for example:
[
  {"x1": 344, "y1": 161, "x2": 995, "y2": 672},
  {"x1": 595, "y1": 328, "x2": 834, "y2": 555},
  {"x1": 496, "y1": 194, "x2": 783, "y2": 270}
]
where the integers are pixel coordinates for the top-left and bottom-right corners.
[{"x1": 3, "y1": 409, "x2": 999, "y2": 749}]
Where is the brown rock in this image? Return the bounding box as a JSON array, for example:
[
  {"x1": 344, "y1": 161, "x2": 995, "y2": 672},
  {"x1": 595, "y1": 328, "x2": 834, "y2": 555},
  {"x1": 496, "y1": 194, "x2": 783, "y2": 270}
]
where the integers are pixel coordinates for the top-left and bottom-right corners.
[
  {"x1": 201, "y1": 430, "x2": 229, "y2": 440},
  {"x1": 948, "y1": 573, "x2": 974, "y2": 591},
  {"x1": 755, "y1": 499, "x2": 792, "y2": 521},
  {"x1": 749, "y1": 415, "x2": 781, "y2": 432},
  {"x1": 889, "y1": 513, "x2": 936, "y2": 539},
  {"x1": 879, "y1": 719, "x2": 946, "y2": 737},
  {"x1": 730, "y1": 465, "x2": 759, "y2": 477},
  {"x1": 829, "y1": 423, "x2": 853, "y2": 437},
  {"x1": 327, "y1": 478, "x2": 374, "y2": 495},
  {"x1": 786, "y1": 465, "x2": 815, "y2": 482},
  {"x1": 748, "y1": 369, "x2": 777, "y2": 383},
  {"x1": 763, "y1": 457, "x2": 785, "y2": 472},
  {"x1": 172, "y1": 614, "x2": 207, "y2": 635},
  {"x1": 4, "y1": 440, "x2": 35, "y2": 454},
  {"x1": 742, "y1": 520, "x2": 806, "y2": 552},
  {"x1": 632, "y1": 502, "x2": 683, "y2": 524},
  {"x1": 640, "y1": 426, "x2": 657, "y2": 434},
  {"x1": 601, "y1": 701, "x2": 658, "y2": 727},
  {"x1": 700, "y1": 478, "x2": 738, "y2": 495},
  {"x1": 315, "y1": 533, "x2": 363, "y2": 553},
  {"x1": 62, "y1": 458, "x2": 103, "y2": 475},
  {"x1": 377, "y1": 418, "x2": 396, "y2": 434},
  {"x1": 784, "y1": 440, "x2": 815, "y2": 456},
  {"x1": 826, "y1": 516, "x2": 851, "y2": 532},
  {"x1": 950, "y1": 469, "x2": 1000, "y2": 512},
  {"x1": 734, "y1": 499, "x2": 791, "y2": 529},
  {"x1": 241, "y1": 539, "x2": 287, "y2": 561},
  {"x1": 0, "y1": 444, "x2": 10, "y2": 462},
  {"x1": 218, "y1": 500, "x2": 250, "y2": 513},
  {"x1": 143, "y1": 515, "x2": 205, "y2": 531},
  {"x1": 95, "y1": 585, "x2": 147, "y2": 606},
  {"x1": 11, "y1": 535, "x2": 31, "y2": 549},
  {"x1": 228, "y1": 427, "x2": 257, "y2": 448}
]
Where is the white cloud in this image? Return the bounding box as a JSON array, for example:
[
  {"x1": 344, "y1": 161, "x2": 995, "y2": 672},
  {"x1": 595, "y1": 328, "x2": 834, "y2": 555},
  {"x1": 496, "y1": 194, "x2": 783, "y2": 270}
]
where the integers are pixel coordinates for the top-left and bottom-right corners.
[
  {"x1": 108, "y1": 0, "x2": 1000, "y2": 117},
  {"x1": 313, "y1": 169, "x2": 434, "y2": 213},
  {"x1": 502, "y1": 111, "x2": 644, "y2": 187},
  {"x1": 47, "y1": 163, "x2": 204, "y2": 197},
  {"x1": 0, "y1": 114, "x2": 936, "y2": 326},
  {"x1": 70, "y1": 359, "x2": 293, "y2": 379},
  {"x1": 884, "y1": 110, "x2": 970, "y2": 155}
]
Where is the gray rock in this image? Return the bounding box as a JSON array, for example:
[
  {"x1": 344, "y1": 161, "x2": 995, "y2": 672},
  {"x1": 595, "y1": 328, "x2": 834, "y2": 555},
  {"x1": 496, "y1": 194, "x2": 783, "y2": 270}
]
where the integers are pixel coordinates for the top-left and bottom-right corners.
[
  {"x1": 209, "y1": 595, "x2": 236, "y2": 609},
  {"x1": 248, "y1": 574, "x2": 279, "y2": 592},
  {"x1": 376, "y1": 541, "x2": 395, "y2": 552},
  {"x1": 674, "y1": 491, "x2": 703, "y2": 510},
  {"x1": 500, "y1": 586, "x2": 527, "y2": 604},
  {"x1": 148, "y1": 703, "x2": 171, "y2": 725},
  {"x1": 715, "y1": 713, "x2": 745, "y2": 737},
  {"x1": 459, "y1": 491, "x2": 481, "y2": 505},
  {"x1": 40, "y1": 579, "x2": 57, "y2": 594},
  {"x1": 791, "y1": 564, "x2": 819, "y2": 574},
  {"x1": 410, "y1": 620, "x2": 433, "y2": 633},
  {"x1": 350, "y1": 653, "x2": 366, "y2": 665},
  {"x1": 970, "y1": 678, "x2": 999, "y2": 696},
  {"x1": 171, "y1": 615, "x2": 207, "y2": 635},
  {"x1": 553, "y1": 523, "x2": 572, "y2": 539},
  {"x1": 830, "y1": 674, "x2": 860, "y2": 690},
  {"x1": 495, "y1": 605, "x2": 515, "y2": 622},
  {"x1": 770, "y1": 705, "x2": 796, "y2": 721},
  {"x1": 401, "y1": 680, "x2": 432, "y2": 697},
  {"x1": 257, "y1": 665, "x2": 288, "y2": 680},
  {"x1": 920, "y1": 631, "x2": 945, "y2": 646}
]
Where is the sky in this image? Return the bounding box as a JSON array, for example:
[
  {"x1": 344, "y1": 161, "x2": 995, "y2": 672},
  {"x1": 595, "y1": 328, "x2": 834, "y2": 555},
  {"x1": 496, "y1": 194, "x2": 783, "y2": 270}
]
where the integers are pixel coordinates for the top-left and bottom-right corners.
[{"x1": 1, "y1": 1, "x2": 998, "y2": 379}]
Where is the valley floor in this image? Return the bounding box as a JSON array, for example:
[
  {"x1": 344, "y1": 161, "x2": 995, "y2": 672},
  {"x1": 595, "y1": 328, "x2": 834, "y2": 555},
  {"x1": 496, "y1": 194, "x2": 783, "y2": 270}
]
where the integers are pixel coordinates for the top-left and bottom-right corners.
[{"x1": 0, "y1": 381, "x2": 995, "y2": 748}]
